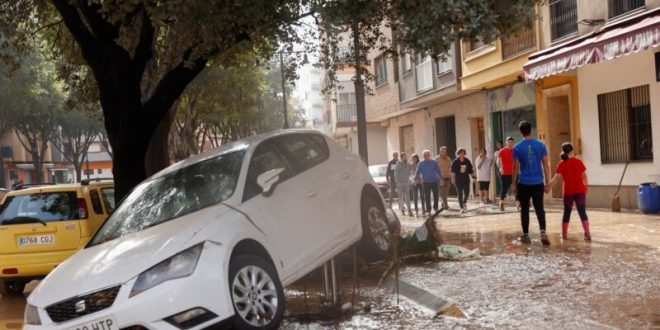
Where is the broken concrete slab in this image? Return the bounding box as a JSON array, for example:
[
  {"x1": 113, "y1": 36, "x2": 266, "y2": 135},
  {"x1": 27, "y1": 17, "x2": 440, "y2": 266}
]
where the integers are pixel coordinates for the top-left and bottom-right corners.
[{"x1": 383, "y1": 276, "x2": 466, "y2": 318}]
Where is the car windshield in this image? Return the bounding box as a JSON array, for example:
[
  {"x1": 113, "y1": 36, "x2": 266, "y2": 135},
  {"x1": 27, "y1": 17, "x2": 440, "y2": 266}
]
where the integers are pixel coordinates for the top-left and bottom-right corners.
[
  {"x1": 369, "y1": 165, "x2": 387, "y2": 177},
  {"x1": 0, "y1": 192, "x2": 79, "y2": 225},
  {"x1": 89, "y1": 150, "x2": 245, "y2": 246}
]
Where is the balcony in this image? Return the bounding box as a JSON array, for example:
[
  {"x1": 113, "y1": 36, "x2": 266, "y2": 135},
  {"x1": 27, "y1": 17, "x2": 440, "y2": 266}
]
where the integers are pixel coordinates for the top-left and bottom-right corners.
[
  {"x1": 550, "y1": 0, "x2": 578, "y2": 41},
  {"x1": 336, "y1": 104, "x2": 357, "y2": 125},
  {"x1": 501, "y1": 25, "x2": 536, "y2": 60}
]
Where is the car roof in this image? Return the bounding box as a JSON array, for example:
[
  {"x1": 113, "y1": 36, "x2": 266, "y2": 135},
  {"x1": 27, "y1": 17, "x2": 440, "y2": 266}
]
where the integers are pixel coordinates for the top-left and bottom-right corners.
[
  {"x1": 149, "y1": 129, "x2": 327, "y2": 180},
  {"x1": 5, "y1": 181, "x2": 114, "y2": 196}
]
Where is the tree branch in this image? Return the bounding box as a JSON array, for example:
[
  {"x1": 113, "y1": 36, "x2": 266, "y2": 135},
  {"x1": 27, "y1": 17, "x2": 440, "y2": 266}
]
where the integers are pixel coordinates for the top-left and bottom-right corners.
[
  {"x1": 50, "y1": 0, "x2": 100, "y2": 59},
  {"x1": 132, "y1": 9, "x2": 154, "y2": 80}
]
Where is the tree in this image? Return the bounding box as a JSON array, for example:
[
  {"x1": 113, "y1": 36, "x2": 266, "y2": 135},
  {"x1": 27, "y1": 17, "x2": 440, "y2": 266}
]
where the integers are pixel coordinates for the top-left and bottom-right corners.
[
  {"x1": 54, "y1": 109, "x2": 104, "y2": 182},
  {"x1": 1, "y1": 0, "x2": 538, "y2": 201},
  {"x1": 0, "y1": 49, "x2": 64, "y2": 184}
]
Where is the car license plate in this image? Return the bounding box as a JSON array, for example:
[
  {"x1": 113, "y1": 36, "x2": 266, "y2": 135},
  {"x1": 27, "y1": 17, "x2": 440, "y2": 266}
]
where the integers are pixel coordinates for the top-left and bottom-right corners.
[
  {"x1": 17, "y1": 235, "x2": 55, "y2": 246},
  {"x1": 66, "y1": 316, "x2": 117, "y2": 330}
]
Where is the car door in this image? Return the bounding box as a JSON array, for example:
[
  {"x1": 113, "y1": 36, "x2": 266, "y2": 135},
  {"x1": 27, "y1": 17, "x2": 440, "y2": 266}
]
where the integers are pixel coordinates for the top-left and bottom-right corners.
[
  {"x1": 238, "y1": 140, "x2": 325, "y2": 279},
  {"x1": 274, "y1": 134, "x2": 354, "y2": 254}
]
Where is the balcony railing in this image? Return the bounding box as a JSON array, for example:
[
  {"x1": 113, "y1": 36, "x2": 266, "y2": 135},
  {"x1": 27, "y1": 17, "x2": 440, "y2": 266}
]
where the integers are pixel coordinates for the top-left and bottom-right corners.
[
  {"x1": 550, "y1": 0, "x2": 578, "y2": 41},
  {"x1": 501, "y1": 26, "x2": 536, "y2": 59},
  {"x1": 336, "y1": 104, "x2": 357, "y2": 124},
  {"x1": 608, "y1": 0, "x2": 644, "y2": 18}
]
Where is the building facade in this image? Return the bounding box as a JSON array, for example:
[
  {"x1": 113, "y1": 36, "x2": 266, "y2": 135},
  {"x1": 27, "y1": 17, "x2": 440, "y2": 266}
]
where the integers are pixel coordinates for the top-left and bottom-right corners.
[{"x1": 526, "y1": 0, "x2": 660, "y2": 208}]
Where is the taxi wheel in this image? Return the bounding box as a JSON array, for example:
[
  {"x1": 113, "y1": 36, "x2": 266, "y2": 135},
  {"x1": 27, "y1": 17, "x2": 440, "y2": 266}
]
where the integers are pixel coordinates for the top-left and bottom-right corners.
[
  {"x1": 228, "y1": 255, "x2": 284, "y2": 330},
  {"x1": 0, "y1": 281, "x2": 26, "y2": 297}
]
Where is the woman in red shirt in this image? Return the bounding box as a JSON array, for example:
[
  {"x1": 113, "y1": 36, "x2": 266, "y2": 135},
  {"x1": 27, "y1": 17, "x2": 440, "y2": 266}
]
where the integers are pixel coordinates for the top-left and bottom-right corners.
[{"x1": 546, "y1": 142, "x2": 591, "y2": 241}]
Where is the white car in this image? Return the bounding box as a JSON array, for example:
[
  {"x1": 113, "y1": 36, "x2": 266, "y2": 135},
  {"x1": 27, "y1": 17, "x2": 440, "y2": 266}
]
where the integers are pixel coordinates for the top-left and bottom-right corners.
[{"x1": 24, "y1": 130, "x2": 396, "y2": 330}]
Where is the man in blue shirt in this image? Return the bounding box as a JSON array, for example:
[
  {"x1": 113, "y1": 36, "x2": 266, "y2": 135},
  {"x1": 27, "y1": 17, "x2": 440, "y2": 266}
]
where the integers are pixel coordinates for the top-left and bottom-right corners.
[
  {"x1": 414, "y1": 150, "x2": 443, "y2": 214},
  {"x1": 512, "y1": 121, "x2": 551, "y2": 245}
]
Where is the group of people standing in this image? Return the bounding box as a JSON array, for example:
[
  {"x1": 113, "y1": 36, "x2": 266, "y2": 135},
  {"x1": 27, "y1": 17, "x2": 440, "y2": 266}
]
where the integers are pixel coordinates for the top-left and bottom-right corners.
[{"x1": 385, "y1": 120, "x2": 592, "y2": 245}]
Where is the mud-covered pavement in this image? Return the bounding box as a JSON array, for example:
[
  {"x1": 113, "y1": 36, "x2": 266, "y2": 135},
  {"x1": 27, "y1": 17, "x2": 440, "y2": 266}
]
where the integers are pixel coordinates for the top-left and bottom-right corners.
[
  {"x1": 281, "y1": 205, "x2": 659, "y2": 329},
  {"x1": 1, "y1": 205, "x2": 658, "y2": 329}
]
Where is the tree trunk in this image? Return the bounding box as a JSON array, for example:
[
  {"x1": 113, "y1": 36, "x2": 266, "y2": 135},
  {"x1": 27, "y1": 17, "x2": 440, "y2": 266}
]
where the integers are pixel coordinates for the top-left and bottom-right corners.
[{"x1": 145, "y1": 105, "x2": 177, "y2": 177}]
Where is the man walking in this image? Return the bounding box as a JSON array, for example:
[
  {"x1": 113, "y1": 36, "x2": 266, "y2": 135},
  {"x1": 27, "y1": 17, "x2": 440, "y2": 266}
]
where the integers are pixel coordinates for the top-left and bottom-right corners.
[
  {"x1": 414, "y1": 150, "x2": 442, "y2": 214},
  {"x1": 394, "y1": 153, "x2": 414, "y2": 216},
  {"x1": 512, "y1": 121, "x2": 551, "y2": 245},
  {"x1": 435, "y1": 146, "x2": 453, "y2": 210},
  {"x1": 385, "y1": 152, "x2": 399, "y2": 206}
]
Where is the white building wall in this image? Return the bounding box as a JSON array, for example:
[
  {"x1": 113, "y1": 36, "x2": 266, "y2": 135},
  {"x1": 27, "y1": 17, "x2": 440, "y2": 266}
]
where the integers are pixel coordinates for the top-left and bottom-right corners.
[
  {"x1": 577, "y1": 48, "x2": 660, "y2": 186},
  {"x1": 386, "y1": 92, "x2": 488, "y2": 161}
]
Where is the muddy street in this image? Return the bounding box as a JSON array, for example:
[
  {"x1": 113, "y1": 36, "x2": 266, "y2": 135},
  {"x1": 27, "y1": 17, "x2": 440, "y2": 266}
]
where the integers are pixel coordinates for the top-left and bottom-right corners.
[{"x1": 1, "y1": 206, "x2": 659, "y2": 329}]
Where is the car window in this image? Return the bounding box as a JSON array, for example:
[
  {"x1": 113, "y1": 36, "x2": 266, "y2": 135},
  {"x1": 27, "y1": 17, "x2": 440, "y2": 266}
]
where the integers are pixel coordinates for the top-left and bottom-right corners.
[
  {"x1": 243, "y1": 141, "x2": 294, "y2": 202},
  {"x1": 89, "y1": 150, "x2": 245, "y2": 246},
  {"x1": 369, "y1": 165, "x2": 387, "y2": 177},
  {"x1": 100, "y1": 188, "x2": 115, "y2": 213},
  {"x1": 276, "y1": 134, "x2": 329, "y2": 174},
  {"x1": 0, "y1": 192, "x2": 80, "y2": 224},
  {"x1": 89, "y1": 189, "x2": 104, "y2": 214}
]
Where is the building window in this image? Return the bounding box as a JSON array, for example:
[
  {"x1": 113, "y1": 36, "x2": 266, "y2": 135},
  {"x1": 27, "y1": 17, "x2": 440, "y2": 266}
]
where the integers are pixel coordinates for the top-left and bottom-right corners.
[
  {"x1": 501, "y1": 25, "x2": 536, "y2": 59},
  {"x1": 468, "y1": 38, "x2": 487, "y2": 52},
  {"x1": 550, "y1": 0, "x2": 578, "y2": 41},
  {"x1": 415, "y1": 53, "x2": 433, "y2": 92},
  {"x1": 598, "y1": 85, "x2": 652, "y2": 163},
  {"x1": 608, "y1": 0, "x2": 644, "y2": 18},
  {"x1": 402, "y1": 53, "x2": 412, "y2": 73},
  {"x1": 436, "y1": 53, "x2": 452, "y2": 75},
  {"x1": 97, "y1": 169, "x2": 102, "y2": 174},
  {"x1": 336, "y1": 92, "x2": 356, "y2": 123},
  {"x1": 374, "y1": 55, "x2": 387, "y2": 86}
]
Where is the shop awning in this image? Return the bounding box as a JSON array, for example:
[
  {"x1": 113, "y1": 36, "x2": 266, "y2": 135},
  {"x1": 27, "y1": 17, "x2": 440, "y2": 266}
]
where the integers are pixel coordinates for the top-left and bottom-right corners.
[{"x1": 524, "y1": 10, "x2": 660, "y2": 81}]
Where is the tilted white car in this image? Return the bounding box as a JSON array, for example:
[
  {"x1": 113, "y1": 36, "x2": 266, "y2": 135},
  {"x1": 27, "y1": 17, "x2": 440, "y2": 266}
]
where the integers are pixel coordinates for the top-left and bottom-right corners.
[{"x1": 24, "y1": 130, "x2": 396, "y2": 330}]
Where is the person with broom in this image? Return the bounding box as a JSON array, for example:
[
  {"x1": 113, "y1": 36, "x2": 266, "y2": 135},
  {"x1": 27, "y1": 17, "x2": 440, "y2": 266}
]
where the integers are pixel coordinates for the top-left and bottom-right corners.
[{"x1": 546, "y1": 142, "x2": 591, "y2": 241}]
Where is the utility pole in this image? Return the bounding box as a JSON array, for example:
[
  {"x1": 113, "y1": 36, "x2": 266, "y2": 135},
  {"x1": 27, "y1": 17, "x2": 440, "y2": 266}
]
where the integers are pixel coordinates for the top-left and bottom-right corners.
[
  {"x1": 352, "y1": 20, "x2": 368, "y2": 165},
  {"x1": 279, "y1": 51, "x2": 289, "y2": 129}
]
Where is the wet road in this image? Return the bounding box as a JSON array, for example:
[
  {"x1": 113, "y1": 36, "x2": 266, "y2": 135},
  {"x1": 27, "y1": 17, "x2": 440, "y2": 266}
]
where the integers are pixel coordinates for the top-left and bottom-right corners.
[{"x1": 1, "y1": 205, "x2": 658, "y2": 329}]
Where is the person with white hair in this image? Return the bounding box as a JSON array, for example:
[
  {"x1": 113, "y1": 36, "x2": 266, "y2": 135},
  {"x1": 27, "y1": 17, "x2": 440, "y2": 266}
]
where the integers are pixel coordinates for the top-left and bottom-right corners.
[{"x1": 414, "y1": 150, "x2": 442, "y2": 214}]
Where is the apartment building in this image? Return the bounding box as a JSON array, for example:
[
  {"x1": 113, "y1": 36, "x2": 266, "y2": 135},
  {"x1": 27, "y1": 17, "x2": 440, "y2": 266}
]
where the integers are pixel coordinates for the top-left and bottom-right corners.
[{"x1": 525, "y1": 0, "x2": 659, "y2": 208}]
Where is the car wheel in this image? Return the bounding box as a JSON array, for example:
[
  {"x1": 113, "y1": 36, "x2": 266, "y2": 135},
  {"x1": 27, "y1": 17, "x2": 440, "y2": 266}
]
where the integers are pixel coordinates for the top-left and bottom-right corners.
[
  {"x1": 358, "y1": 197, "x2": 391, "y2": 261},
  {"x1": 0, "y1": 281, "x2": 26, "y2": 297},
  {"x1": 228, "y1": 255, "x2": 284, "y2": 330}
]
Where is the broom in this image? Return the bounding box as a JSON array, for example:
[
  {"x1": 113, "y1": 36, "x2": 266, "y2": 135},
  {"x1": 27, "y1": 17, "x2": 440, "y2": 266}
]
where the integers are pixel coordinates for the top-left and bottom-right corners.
[{"x1": 611, "y1": 161, "x2": 629, "y2": 212}]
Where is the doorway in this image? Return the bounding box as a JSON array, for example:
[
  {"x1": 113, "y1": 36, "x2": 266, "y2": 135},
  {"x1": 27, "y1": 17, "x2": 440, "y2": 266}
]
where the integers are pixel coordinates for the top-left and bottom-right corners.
[
  {"x1": 435, "y1": 116, "x2": 456, "y2": 156},
  {"x1": 545, "y1": 94, "x2": 572, "y2": 198}
]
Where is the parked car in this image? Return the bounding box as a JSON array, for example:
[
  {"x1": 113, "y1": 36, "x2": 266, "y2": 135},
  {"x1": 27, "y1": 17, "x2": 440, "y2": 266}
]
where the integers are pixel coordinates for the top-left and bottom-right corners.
[
  {"x1": 24, "y1": 130, "x2": 397, "y2": 330},
  {"x1": 0, "y1": 180, "x2": 115, "y2": 297},
  {"x1": 369, "y1": 164, "x2": 395, "y2": 200}
]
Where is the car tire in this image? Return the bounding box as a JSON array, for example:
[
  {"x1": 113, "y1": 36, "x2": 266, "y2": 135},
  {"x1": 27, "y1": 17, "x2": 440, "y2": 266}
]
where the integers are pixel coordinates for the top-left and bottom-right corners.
[
  {"x1": 358, "y1": 196, "x2": 392, "y2": 261},
  {"x1": 0, "y1": 281, "x2": 26, "y2": 297},
  {"x1": 228, "y1": 255, "x2": 284, "y2": 330}
]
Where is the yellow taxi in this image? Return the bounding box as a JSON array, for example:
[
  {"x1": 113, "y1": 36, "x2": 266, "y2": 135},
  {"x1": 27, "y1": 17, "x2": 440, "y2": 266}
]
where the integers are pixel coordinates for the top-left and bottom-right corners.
[{"x1": 0, "y1": 180, "x2": 114, "y2": 296}]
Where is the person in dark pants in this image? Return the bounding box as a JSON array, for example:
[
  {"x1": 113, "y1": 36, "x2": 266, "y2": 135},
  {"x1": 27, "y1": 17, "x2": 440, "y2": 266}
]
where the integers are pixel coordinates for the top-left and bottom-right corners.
[
  {"x1": 385, "y1": 152, "x2": 399, "y2": 206},
  {"x1": 497, "y1": 137, "x2": 517, "y2": 211},
  {"x1": 451, "y1": 148, "x2": 474, "y2": 213},
  {"x1": 414, "y1": 150, "x2": 442, "y2": 214},
  {"x1": 512, "y1": 121, "x2": 551, "y2": 245},
  {"x1": 410, "y1": 153, "x2": 426, "y2": 216}
]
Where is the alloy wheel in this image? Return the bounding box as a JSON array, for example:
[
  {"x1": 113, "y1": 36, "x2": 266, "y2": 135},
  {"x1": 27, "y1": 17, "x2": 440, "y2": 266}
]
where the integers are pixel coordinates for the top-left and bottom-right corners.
[
  {"x1": 367, "y1": 206, "x2": 390, "y2": 252},
  {"x1": 231, "y1": 265, "x2": 279, "y2": 327}
]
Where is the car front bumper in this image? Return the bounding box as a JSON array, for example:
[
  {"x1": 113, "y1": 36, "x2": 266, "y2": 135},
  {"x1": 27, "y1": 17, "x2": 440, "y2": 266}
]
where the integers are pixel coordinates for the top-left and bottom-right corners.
[{"x1": 25, "y1": 242, "x2": 235, "y2": 330}]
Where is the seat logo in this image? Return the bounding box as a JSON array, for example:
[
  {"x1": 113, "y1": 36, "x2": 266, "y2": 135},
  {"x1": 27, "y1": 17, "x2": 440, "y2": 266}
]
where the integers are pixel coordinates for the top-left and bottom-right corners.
[{"x1": 75, "y1": 300, "x2": 86, "y2": 313}]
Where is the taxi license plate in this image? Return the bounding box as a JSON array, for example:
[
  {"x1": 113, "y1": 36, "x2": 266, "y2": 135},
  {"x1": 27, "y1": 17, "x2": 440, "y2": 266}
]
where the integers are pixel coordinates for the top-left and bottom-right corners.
[
  {"x1": 17, "y1": 235, "x2": 55, "y2": 246},
  {"x1": 66, "y1": 316, "x2": 117, "y2": 330}
]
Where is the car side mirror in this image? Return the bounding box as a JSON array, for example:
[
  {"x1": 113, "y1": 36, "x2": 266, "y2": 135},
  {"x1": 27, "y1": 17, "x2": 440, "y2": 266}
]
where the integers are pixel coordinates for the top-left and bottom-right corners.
[{"x1": 256, "y1": 168, "x2": 286, "y2": 197}]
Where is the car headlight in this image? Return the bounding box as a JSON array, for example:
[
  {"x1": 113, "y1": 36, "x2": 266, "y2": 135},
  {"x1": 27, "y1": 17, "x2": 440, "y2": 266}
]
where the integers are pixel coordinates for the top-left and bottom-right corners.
[
  {"x1": 24, "y1": 304, "x2": 41, "y2": 325},
  {"x1": 129, "y1": 243, "x2": 204, "y2": 297}
]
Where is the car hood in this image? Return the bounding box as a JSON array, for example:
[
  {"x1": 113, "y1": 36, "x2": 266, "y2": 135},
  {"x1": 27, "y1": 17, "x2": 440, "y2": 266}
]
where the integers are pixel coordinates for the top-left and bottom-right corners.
[{"x1": 29, "y1": 204, "x2": 231, "y2": 307}]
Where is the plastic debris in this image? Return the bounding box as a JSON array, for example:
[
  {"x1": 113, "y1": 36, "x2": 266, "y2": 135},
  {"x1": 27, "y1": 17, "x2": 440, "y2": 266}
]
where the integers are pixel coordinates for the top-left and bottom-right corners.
[{"x1": 437, "y1": 245, "x2": 481, "y2": 260}]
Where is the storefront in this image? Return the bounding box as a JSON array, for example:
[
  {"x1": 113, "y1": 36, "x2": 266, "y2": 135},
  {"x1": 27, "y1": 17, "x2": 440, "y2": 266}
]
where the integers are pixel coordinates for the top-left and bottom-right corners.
[{"x1": 524, "y1": 9, "x2": 660, "y2": 208}]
